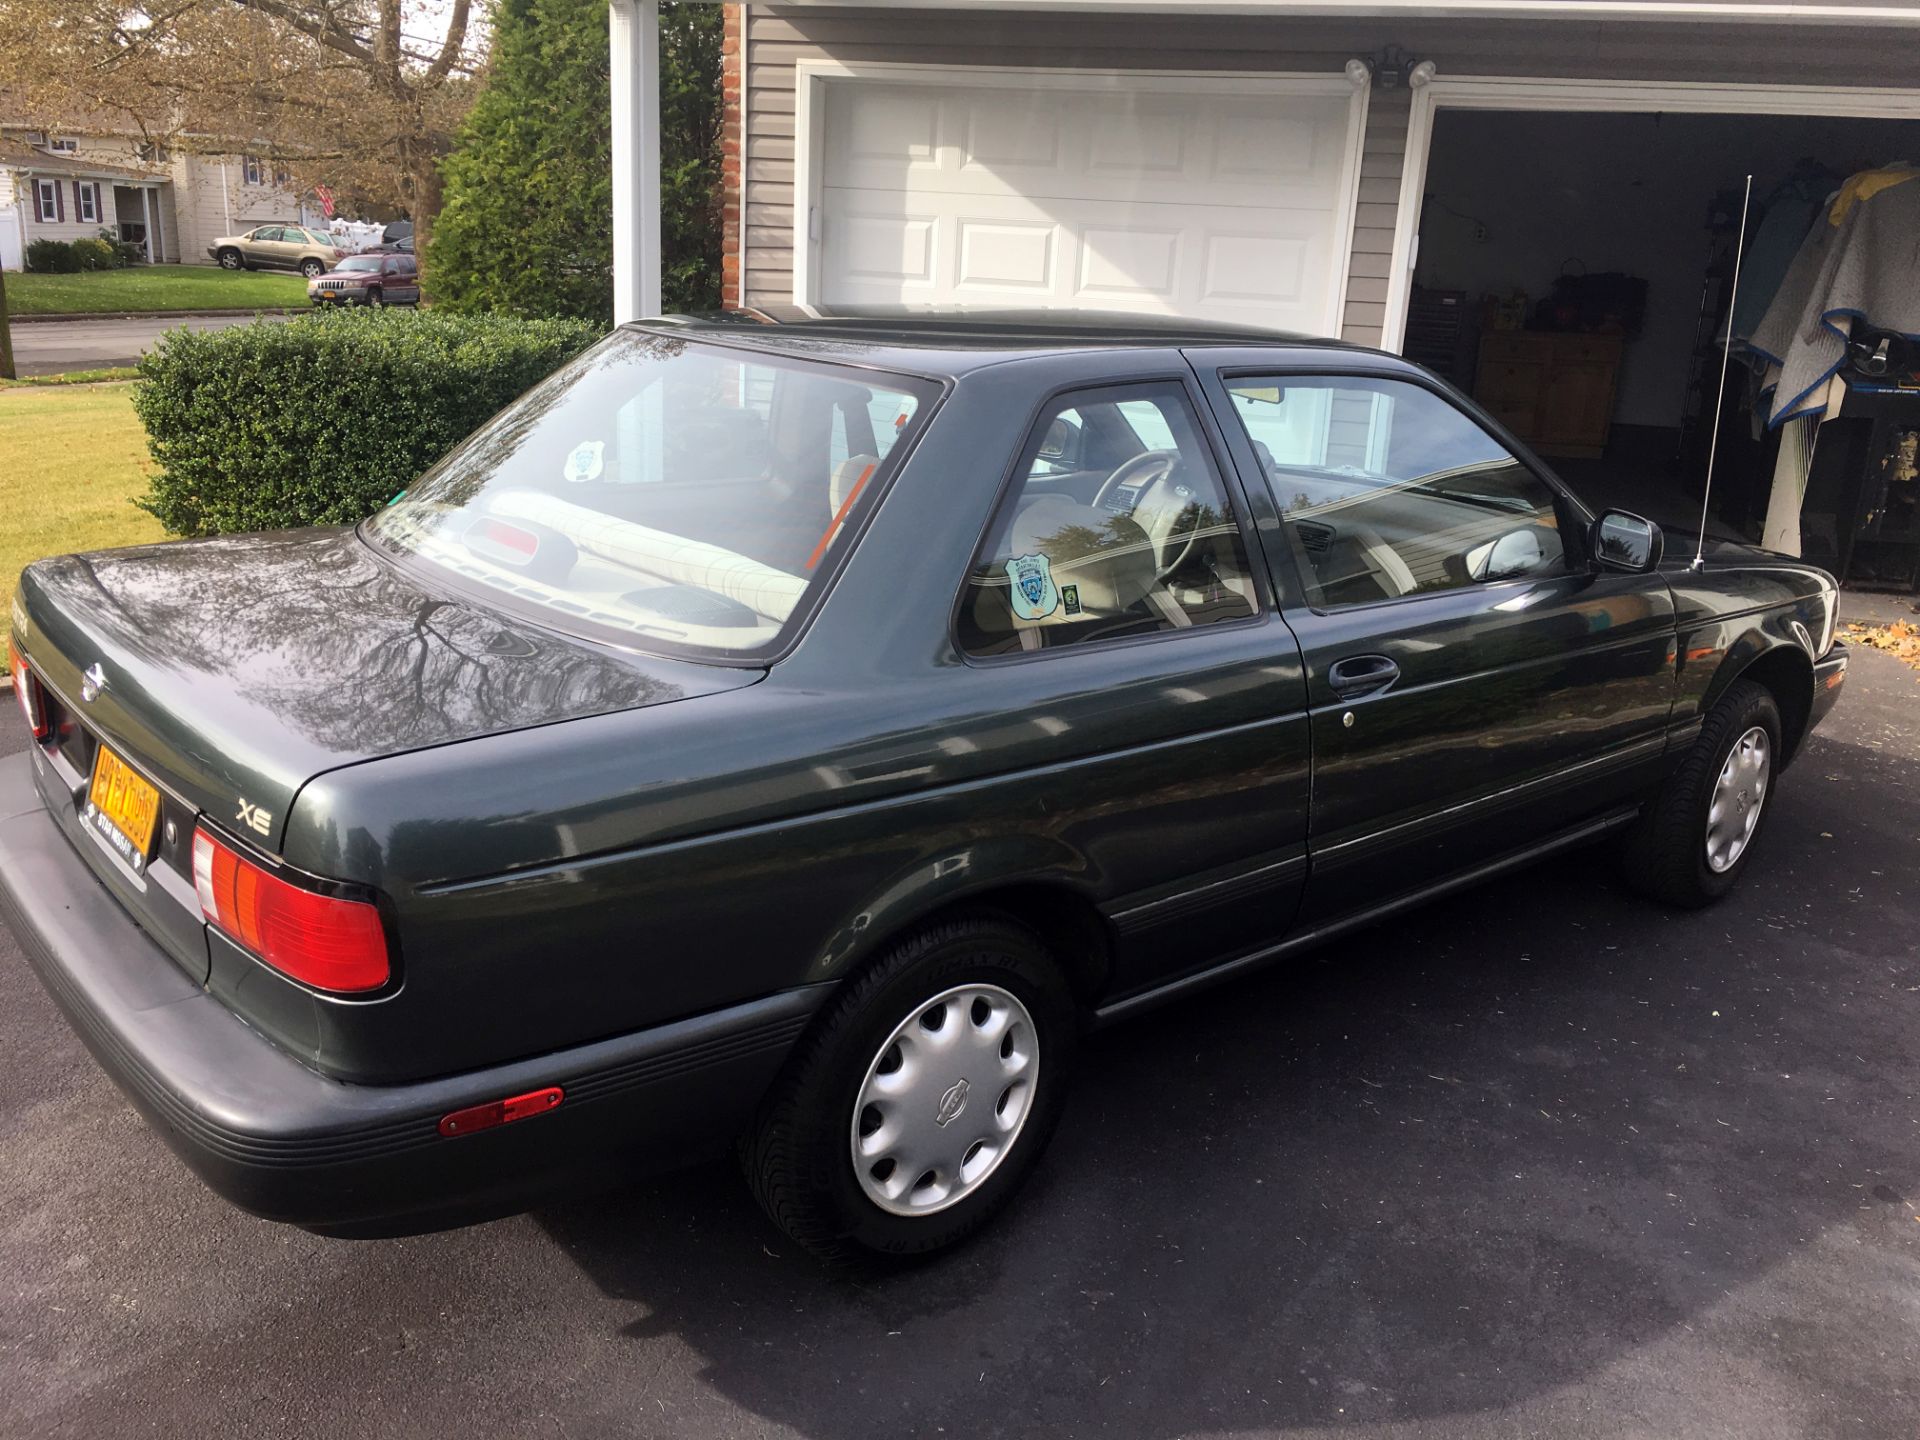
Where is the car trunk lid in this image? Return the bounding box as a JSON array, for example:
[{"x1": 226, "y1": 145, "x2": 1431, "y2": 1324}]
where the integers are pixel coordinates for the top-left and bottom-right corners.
[{"x1": 14, "y1": 526, "x2": 759, "y2": 854}]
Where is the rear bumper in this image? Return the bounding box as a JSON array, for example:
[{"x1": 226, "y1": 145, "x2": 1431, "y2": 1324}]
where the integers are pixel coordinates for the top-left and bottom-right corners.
[
  {"x1": 0, "y1": 752, "x2": 819, "y2": 1236},
  {"x1": 1811, "y1": 640, "x2": 1849, "y2": 734}
]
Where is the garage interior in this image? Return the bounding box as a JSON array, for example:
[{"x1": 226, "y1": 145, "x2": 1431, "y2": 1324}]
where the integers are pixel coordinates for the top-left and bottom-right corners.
[{"x1": 1407, "y1": 108, "x2": 1920, "y2": 583}]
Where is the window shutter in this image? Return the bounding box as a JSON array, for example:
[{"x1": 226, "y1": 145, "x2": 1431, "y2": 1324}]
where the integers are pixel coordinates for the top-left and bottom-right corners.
[{"x1": 55, "y1": 181, "x2": 64, "y2": 222}]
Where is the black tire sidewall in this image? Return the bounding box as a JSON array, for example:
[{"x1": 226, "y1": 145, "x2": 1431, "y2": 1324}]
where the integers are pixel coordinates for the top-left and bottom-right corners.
[
  {"x1": 782, "y1": 920, "x2": 1077, "y2": 1259},
  {"x1": 218, "y1": 250, "x2": 241, "y2": 269},
  {"x1": 1684, "y1": 685, "x2": 1782, "y2": 900}
]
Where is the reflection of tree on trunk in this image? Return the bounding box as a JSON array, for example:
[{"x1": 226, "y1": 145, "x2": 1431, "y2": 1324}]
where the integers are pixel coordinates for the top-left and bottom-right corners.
[{"x1": 27, "y1": 528, "x2": 678, "y2": 755}]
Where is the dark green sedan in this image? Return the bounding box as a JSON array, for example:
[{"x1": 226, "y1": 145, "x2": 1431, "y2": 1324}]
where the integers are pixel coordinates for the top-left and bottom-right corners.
[{"x1": 2, "y1": 313, "x2": 1847, "y2": 1262}]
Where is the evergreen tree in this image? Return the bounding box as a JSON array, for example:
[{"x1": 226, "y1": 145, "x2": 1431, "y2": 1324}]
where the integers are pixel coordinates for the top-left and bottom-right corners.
[{"x1": 429, "y1": 0, "x2": 722, "y2": 323}]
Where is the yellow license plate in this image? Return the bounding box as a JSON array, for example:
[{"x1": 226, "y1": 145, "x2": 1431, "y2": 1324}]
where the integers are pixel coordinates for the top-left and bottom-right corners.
[{"x1": 89, "y1": 746, "x2": 162, "y2": 857}]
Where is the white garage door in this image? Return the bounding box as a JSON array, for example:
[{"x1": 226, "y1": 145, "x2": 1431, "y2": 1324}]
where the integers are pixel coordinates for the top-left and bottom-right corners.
[{"x1": 809, "y1": 75, "x2": 1364, "y2": 335}]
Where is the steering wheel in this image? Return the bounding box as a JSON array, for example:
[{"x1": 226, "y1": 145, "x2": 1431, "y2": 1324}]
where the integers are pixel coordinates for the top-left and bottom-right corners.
[{"x1": 1090, "y1": 450, "x2": 1206, "y2": 579}]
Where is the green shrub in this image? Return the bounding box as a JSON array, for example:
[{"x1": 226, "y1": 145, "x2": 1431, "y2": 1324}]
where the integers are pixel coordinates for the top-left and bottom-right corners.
[
  {"x1": 25, "y1": 238, "x2": 80, "y2": 273},
  {"x1": 134, "y1": 309, "x2": 601, "y2": 536},
  {"x1": 99, "y1": 228, "x2": 141, "y2": 268},
  {"x1": 70, "y1": 236, "x2": 119, "y2": 271}
]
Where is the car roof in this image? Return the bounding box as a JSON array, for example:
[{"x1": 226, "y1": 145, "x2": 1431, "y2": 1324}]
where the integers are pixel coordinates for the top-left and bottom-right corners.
[{"x1": 635, "y1": 306, "x2": 1407, "y2": 380}]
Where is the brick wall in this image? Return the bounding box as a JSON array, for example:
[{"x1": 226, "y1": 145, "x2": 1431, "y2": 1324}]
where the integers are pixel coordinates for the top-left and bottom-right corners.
[{"x1": 720, "y1": 3, "x2": 744, "y2": 308}]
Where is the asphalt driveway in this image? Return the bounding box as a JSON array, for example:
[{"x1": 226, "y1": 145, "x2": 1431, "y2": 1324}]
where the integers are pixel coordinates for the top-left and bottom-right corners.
[
  {"x1": 9, "y1": 313, "x2": 295, "y2": 376},
  {"x1": 2, "y1": 621, "x2": 1916, "y2": 1439}
]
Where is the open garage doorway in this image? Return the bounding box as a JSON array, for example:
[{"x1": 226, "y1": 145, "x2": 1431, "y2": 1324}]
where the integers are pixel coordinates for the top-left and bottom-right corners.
[{"x1": 1398, "y1": 95, "x2": 1920, "y2": 574}]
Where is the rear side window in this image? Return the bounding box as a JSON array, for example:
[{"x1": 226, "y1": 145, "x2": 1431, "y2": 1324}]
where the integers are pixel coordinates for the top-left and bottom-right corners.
[
  {"x1": 957, "y1": 383, "x2": 1259, "y2": 657},
  {"x1": 364, "y1": 334, "x2": 935, "y2": 660}
]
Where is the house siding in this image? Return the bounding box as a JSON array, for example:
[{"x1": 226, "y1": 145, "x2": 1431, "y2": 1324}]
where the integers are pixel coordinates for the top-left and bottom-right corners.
[
  {"x1": 168, "y1": 152, "x2": 302, "y2": 262},
  {"x1": 741, "y1": 5, "x2": 1920, "y2": 346}
]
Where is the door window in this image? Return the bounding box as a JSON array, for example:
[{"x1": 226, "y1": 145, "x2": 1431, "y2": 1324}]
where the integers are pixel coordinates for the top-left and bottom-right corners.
[
  {"x1": 1224, "y1": 376, "x2": 1570, "y2": 608},
  {"x1": 958, "y1": 383, "x2": 1259, "y2": 656}
]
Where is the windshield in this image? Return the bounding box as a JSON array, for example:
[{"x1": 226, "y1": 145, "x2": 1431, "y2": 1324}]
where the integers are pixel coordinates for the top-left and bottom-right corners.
[
  {"x1": 337, "y1": 256, "x2": 381, "y2": 272},
  {"x1": 364, "y1": 331, "x2": 936, "y2": 660}
]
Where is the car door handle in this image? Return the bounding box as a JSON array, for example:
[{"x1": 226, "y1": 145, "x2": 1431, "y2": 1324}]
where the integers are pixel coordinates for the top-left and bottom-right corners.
[{"x1": 1327, "y1": 653, "x2": 1400, "y2": 699}]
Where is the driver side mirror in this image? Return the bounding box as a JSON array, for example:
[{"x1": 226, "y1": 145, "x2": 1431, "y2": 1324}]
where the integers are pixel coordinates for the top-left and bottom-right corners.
[{"x1": 1590, "y1": 510, "x2": 1663, "y2": 574}]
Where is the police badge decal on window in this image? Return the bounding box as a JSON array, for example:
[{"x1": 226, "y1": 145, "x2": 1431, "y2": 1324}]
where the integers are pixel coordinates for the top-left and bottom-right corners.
[{"x1": 1004, "y1": 553, "x2": 1059, "y2": 621}]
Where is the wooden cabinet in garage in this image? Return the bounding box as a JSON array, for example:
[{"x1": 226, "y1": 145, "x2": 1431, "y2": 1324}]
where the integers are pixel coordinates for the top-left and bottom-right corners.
[{"x1": 1473, "y1": 332, "x2": 1624, "y2": 459}]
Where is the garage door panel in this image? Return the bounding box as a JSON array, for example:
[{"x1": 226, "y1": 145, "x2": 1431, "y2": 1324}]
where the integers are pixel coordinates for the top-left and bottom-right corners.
[
  {"x1": 833, "y1": 209, "x2": 938, "y2": 286},
  {"x1": 817, "y1": 76, "x2": 1358, "y2": 333},
  {"x1": 1075, "y1": 226, "x2": 1181, "y2": 305},
  {"x1": 958, "y1": 98, "x2": 1062, "y2": 173},
  {"x1": 842, "y1": 90, "x2": 939, "y2": 166},
  {"x1": 1084, "y1": 100, "x2": 1193, "y2": 179},
  {"x1": 957, "y1": 219, "x2": 1058, "y2": 292},
  {"x1": 1210, "y1": 106, "x2": 1322, "y2": 181},
  {"x1": 1201, "y1": 231, "x2": 1313, "y2": 307}
]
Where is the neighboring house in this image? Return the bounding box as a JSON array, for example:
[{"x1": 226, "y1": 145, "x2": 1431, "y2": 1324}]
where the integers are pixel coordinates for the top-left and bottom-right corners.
[{"x1": 0, "y1": 126, "x2": 316, "y2": 270}]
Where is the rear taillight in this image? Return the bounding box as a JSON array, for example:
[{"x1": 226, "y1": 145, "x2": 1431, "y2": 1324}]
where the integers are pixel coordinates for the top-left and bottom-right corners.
[
  {"x1": 192, "y1": 828, "x2": 390, "y2": 993},
  {"x1": 10, "y1": 652, "x2": 49, "y2": 741}
]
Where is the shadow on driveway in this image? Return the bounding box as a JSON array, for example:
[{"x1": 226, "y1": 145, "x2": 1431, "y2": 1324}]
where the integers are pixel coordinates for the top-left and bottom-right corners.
[{"x1": 532, "y1": 722, "x2": 1920, "y2": 1436}]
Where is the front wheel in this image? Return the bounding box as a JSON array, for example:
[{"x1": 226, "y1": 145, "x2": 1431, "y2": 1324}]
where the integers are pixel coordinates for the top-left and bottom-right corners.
[
  {"x1": 364, "y1": 285, "x2": 384, "y2": 308},
  {"x1": 741, "y1": 914, "x2": 1078, "y2": 1264},
  {"x1": 1622, "y1": 678, "x2": 1782, "y2": 907},
  {"x1": 217, "y1": 248, "x2": 243, "y2": 270}
]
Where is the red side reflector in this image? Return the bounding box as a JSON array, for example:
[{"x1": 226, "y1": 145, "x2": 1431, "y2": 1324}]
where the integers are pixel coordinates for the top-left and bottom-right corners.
[
  {"x1": 191, "y1": 828, "x2": 390, "y2": 993},
  {"x1": 10, "y1": 653, "x2": 48, "y2": 741},
  {"x1": 438, "y1": 1087, "x2": 564, "y2": 1138}
]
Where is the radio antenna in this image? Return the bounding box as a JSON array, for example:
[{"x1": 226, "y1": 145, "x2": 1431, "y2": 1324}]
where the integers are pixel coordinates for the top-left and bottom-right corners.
[{"x1": 1691, "y1": 173, "x2": 1754, "y2": 572}]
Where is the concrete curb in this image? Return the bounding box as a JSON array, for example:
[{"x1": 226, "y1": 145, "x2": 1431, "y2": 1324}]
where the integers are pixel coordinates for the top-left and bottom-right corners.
[{"x1": 10, "y1": 308, "x2": 300, "y2": 324}]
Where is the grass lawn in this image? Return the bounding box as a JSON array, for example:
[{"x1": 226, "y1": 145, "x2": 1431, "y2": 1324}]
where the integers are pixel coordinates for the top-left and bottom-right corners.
[
  {"x1": 6, "y1": 264, "x2": 305, "y2": 316},
  {"x1": 2, "y1": 384, "x2": 166, "y2": 658}
]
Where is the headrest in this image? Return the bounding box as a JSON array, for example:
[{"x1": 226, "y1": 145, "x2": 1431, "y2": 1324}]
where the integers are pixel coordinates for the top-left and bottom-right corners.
[{"x1": 831, "y1": 454, "x2": 878, "y2": 515}]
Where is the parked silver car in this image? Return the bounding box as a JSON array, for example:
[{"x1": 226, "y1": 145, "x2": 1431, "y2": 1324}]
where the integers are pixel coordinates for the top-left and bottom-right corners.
[{"x1": 308, "y1": 253, "x2": 421, "y2": 307}]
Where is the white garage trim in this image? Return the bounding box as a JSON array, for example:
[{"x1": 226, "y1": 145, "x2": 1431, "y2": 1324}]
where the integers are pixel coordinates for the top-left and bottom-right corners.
[
  {"x1": 792, "y1": 59, "x2": 1372, "y2": 336},
  {"x1": 1380, "y1": 74, "x2": 1920, "y2": 354}
]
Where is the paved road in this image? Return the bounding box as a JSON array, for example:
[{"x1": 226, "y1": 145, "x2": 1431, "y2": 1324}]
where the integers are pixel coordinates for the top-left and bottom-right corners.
[
  {"x1": 10, "y1": 313, "x2": 295, "y2": 376},
  {"x1": 2, "y1": 631, "x2": 1917, "y2": 1439}
]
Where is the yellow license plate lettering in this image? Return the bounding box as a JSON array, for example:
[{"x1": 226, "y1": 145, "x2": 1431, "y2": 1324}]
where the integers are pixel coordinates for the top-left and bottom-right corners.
[{"x1": 89, "y1": 747, "x2": 161, "y2": 856}]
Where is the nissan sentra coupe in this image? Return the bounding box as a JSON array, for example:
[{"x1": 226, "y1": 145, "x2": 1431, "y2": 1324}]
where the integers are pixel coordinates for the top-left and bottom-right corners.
[{"x1": 2, "y1": 313, "x2": 1848, "y2": 1262}]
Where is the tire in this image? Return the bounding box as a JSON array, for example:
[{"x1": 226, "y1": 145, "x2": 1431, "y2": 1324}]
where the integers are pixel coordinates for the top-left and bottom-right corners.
[
  {"x1": 741, "y1": 913, "x2": 1078, "y2": 1264},
  {"x1": 364, "y1": 285, "x2": 384, "y2": 308},
  {"x1": 300, "y1": 258, "x2": 325, "y2": 280},
  {"x1": 1622, "y1": 678, "x2": 1783, "y2": 907},
  {"x1": 217, "y1": 248, "x2": 243, "y2": 270}
]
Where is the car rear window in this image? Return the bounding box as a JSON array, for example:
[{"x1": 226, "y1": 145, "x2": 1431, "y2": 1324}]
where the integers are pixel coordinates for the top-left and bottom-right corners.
[{"x1": 363, "y1": 332, "x2": 937, "y2": 661}]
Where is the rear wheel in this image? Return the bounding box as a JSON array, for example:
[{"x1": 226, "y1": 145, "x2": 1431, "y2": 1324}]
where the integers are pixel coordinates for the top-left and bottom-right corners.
[
  {"x1": 299, "y1": 258, "x2": 325, "y2": 280},
  {"x1": 216, "y1": 248, "x2": 243, "y2": 270},
  {"x1": 1622, "y1": 679, "x2": 1782, "y2": 907},
  {"x1": 741, "y1": 913, "x2": 1077, "y2": 1264}
]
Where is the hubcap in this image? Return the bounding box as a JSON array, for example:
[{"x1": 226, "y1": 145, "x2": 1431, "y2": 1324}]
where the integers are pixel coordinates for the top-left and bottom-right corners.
[
  {"x1": 1706, "y1": 724, "x2": 1770, "y2": 873},
  {"x1": 851, "y1": 983, "x2": 1038, "y2": 1217}
]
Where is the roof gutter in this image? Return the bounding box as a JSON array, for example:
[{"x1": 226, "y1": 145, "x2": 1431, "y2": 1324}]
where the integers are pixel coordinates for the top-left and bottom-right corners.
[{"x1": 756, "y1": 0, "x2": 1920, "y2": 25}]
